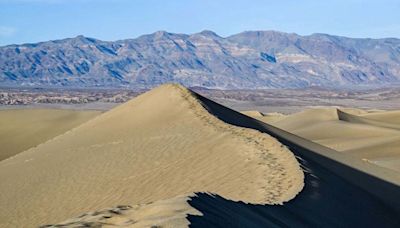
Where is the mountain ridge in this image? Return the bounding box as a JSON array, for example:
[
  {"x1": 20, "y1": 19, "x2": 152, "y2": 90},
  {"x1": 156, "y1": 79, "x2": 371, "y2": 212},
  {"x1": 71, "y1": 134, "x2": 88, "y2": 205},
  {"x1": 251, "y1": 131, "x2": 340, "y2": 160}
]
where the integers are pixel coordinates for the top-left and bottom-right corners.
[{"x1": 1, "y1": 30, "x2": 400, "y2": 89}]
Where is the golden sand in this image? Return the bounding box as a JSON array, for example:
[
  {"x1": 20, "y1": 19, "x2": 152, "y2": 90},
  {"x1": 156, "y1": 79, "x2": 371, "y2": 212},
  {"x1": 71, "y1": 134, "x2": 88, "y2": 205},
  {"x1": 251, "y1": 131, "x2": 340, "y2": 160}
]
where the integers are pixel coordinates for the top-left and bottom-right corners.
[
  {"x1": 0, "y1": 109, "x2": 101, "y2": 161},
  {"x1": 0, "y1": 84, "x2": 303, "y2": 227}
]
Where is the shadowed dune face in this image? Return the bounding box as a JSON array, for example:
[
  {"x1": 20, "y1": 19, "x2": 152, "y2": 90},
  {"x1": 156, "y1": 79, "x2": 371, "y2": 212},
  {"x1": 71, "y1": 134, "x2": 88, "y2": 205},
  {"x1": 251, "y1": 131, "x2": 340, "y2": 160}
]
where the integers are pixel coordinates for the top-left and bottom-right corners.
[
  {"x1": 0, "y1": 84, "x2": 303, "y2": 227},
  {"x1": 0, "y1": 109, "x2": 101, "y2": 161}
]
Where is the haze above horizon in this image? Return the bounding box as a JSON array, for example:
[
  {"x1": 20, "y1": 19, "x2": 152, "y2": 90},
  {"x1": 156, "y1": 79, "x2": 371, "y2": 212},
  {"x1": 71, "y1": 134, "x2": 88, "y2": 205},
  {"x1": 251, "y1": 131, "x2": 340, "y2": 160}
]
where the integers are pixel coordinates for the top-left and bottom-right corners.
[{"x1": 0, "y1": 0, "x2": 399, "y2": 46}]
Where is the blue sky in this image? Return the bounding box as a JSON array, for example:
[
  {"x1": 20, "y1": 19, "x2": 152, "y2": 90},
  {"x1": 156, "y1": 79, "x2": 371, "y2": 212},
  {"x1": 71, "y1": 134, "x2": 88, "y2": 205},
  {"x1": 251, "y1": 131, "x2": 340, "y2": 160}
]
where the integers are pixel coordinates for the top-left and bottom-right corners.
[{"x1": 0, "y1": 0, "x2": 399, "y2": 45}]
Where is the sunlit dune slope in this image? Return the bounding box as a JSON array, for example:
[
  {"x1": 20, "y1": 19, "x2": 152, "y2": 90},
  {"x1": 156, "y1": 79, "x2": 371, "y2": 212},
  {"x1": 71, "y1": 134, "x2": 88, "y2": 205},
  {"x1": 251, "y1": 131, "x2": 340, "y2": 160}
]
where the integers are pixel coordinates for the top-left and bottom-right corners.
[
  {"x1": 41, "y1": 194, "x2": 200, "y2": 228},
  {"x1": 0, "y1": 109, "x2": 101, "y2": 161},
  {"x1": 0, "y1": 84, "x2": 303, "y2": 227}
]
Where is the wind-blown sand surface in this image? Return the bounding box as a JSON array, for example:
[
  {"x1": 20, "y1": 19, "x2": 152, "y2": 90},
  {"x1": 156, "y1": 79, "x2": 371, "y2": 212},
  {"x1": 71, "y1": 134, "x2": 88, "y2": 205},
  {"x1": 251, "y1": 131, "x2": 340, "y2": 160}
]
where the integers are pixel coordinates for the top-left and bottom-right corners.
[
  {"x1": 0, "y1": 109, "x2": 101, "y2": 161},
  {"x1": 0, "y1": 84, "x2": 303, "y2": 227},
  {"x1": 243, "y1": 108, "x2": 400, "y2": 172}
]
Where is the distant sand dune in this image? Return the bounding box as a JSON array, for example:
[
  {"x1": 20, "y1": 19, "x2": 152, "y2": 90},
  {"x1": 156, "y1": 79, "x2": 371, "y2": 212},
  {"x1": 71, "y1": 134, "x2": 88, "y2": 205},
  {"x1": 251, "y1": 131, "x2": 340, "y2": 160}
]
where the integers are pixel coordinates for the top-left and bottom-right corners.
[
  {"x1": 338, "y1": 109, "x2": 400, "y2": 130},
  {"x1": 0, "y1": 84, "x2": 303, "y2": 227},
  {"x1": 241, "y1": 111, "x2": 286, "y2": 123},
  {"x1": 265, "y1": 107, "x2": 400, "y2": 172},
  {"x1": 361, "y1": 110, "x2": 400, "y2": 125},
  {"x1": 240, "y1": 110, "x2": 265, "y2": 117},
  {"x1": 0, "y1": 109, "x2": 101, "y2": 161}
]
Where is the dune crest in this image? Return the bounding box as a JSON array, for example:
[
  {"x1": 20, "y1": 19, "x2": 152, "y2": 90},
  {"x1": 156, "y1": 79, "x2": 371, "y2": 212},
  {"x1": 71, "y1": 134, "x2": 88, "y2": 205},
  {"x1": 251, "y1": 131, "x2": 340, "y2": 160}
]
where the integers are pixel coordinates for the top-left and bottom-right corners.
[{"x1": 0, "y1": 84, "x2": 303, "y2": 227}]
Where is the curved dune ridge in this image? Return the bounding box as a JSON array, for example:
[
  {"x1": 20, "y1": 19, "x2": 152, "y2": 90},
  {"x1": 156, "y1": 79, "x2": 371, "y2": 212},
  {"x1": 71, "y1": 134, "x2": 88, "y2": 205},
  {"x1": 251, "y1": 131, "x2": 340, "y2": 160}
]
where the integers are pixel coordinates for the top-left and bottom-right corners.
[{"x1": 0, "y1": 84, "x2": 303, "y2": 227}]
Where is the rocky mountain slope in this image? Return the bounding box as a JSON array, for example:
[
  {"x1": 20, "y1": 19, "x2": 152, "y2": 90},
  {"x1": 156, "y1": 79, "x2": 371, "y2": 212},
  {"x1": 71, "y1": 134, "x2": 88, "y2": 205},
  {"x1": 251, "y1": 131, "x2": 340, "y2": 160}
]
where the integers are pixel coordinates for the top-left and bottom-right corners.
[{"x1": 1, "y1": 30, "x2": 400, "y2": 89}]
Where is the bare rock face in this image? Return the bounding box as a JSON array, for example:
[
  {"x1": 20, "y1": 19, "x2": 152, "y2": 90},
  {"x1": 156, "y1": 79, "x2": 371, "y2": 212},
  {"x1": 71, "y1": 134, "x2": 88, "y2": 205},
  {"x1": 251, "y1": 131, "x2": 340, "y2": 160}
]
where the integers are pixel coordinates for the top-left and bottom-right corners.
[{"x1": 1, "y1": 30, "x2": 400, "y2": 89}]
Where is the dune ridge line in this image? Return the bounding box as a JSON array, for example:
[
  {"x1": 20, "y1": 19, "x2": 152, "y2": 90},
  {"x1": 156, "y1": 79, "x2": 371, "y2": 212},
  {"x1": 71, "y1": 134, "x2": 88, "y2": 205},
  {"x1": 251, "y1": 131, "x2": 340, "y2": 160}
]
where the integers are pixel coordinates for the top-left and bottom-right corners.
[{"x1": 172, "y1": 84, "x2": 305, "y2": 202}]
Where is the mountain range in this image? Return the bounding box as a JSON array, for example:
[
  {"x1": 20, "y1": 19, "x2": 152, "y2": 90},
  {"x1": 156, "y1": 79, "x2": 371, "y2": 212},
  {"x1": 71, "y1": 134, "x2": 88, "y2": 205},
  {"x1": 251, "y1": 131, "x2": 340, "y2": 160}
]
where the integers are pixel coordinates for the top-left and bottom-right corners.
[{"x1": 1, "y1": 30, "x2": 400, "y2": 89}]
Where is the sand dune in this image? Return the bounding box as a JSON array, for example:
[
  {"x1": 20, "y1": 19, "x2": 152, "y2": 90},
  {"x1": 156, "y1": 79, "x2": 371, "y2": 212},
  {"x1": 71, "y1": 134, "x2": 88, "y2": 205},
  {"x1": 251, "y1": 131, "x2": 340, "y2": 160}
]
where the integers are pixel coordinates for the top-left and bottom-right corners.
[
  {"x1": 270, "y1": 108, "x2": 338, "y2": 131},
  {"x1": 240, "y1": 110, "x2": 265, "y2": 117},
  {"x1": 43, "y1": 99, "x2": 400, "y2": 227},
  {"x1": 241, "y1": 111, "x2": 286, "y2": 123},
  {"x1": 361, "y1": 110, "x2": 400, "y2": 125},
  {"x1": 0, "y1": 109, "x2": 100, "y2": 161},
  {"x1": 0, "y1": 84, "x2": 303, "y2": 227},
  {"x1": 265, "y1": 107, "x2": 400, "y2": 172},
  {"x1": 340, "y1": 107, "x2": 370, "y2": 115},
  {"x1": 338, "y1": 109, "x2": 400, "y2": 130}
]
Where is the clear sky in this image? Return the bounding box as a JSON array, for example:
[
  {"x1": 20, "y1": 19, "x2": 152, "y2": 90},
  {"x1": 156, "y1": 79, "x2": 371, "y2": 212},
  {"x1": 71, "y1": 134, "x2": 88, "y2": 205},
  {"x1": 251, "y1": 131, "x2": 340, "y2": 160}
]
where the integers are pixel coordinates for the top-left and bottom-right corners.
[{"x1": 0, "y1": 0, "x2": 399, "y2": 45}]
